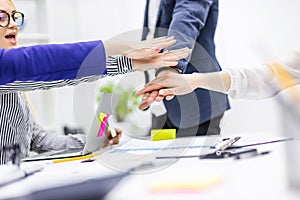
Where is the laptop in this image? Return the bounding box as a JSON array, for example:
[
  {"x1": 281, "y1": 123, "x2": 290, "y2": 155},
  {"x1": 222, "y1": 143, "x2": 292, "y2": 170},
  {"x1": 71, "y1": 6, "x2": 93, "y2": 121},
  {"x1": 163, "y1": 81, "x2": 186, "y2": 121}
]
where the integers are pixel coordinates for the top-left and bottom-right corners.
[{"x1": 22, "y1": 92, "x2": 119, "y2": 162}]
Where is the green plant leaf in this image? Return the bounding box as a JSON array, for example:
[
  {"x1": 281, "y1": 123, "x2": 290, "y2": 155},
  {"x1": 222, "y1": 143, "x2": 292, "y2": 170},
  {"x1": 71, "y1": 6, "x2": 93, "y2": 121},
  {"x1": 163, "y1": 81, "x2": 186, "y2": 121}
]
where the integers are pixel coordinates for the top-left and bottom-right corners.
[{"x1": 97, "y1": 82, "x2": 140, "y2": 122}]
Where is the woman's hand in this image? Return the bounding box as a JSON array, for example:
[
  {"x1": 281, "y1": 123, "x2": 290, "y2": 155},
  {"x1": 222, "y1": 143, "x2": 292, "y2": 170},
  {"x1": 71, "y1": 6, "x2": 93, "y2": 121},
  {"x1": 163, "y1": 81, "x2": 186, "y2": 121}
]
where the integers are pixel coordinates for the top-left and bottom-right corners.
[
  {"x1": 136, "y1": 71, "x2": 232, "y2": 110},
  {"x1": 104, "y1": 36, "x2": 176, "y2": 57},
  {"x1": 136, "y1": 73, "x2": 198, "y2": 110},
  {"x1": 104, "y1": 36, "x2": 191, "y2": 72},
  {"x1": 131, "y1": 48, "x2": 192, "y2": 71},
  {"x1": 123, "y1": 36, "x2": 176, "y2": 59},
  {"x1": 103, "y1": 128, "x2": 122, "y2": 147}
]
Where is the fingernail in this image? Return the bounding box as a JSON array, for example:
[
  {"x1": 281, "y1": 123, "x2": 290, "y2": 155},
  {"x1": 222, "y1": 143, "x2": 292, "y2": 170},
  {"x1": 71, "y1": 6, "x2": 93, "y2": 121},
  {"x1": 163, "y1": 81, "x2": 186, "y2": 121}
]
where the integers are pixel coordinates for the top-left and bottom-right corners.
[{"x1": 154, "y1": 47, "x2": 161, "y2": 52}]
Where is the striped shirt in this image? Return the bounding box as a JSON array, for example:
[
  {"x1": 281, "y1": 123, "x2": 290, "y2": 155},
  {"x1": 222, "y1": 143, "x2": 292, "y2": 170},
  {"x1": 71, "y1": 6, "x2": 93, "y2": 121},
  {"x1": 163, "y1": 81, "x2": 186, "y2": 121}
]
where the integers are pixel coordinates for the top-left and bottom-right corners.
[{"x1": 0, "y1": 55, "x2": 133, "y2": 164}]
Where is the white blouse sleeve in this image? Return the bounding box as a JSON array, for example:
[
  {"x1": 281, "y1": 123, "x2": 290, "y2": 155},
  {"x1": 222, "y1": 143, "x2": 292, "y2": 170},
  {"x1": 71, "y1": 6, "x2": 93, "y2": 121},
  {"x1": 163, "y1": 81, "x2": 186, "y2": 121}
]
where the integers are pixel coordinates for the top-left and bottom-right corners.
[{"x1": 224, "y1": 49, "x2": 300, "y2": 99}]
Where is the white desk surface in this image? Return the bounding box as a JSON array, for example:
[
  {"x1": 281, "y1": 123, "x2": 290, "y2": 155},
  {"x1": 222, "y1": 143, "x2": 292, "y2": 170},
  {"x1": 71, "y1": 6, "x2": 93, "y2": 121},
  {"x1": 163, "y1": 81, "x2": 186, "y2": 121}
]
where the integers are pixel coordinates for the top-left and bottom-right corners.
[
  {"x1": 105, "y1": 136, "x2": 300, "y2": 200},
  {"x1": 0, "y1": 135, "x2": 299, "y2": 200}
]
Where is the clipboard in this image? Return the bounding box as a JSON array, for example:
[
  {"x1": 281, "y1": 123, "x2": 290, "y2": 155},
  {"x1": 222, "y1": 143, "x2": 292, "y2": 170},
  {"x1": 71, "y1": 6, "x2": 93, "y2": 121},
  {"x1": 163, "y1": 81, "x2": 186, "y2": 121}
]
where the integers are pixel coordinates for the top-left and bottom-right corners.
[{"x1": 156, "y1": 137, "x2": 292, "y2": 160}]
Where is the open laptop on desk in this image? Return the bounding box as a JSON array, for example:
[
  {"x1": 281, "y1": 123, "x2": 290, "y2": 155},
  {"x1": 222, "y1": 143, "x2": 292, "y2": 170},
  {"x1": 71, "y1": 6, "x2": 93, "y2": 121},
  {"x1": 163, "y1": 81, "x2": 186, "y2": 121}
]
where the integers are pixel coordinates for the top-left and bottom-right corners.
[{"x1": 22, "y1": 92, "x2": 119, "y2": 162}]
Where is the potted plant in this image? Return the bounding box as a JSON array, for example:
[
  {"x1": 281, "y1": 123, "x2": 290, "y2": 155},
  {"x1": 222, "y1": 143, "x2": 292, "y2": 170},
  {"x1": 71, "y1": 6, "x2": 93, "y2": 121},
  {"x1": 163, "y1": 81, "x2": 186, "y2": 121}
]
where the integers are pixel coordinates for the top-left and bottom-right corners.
[{"x1": 96, "y1": 82, "x2": 140, "y2": 122}]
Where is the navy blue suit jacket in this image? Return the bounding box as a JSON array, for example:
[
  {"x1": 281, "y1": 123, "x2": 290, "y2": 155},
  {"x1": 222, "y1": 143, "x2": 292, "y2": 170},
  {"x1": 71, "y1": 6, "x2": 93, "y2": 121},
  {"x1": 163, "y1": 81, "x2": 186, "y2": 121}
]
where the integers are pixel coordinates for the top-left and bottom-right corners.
[{"x1": 143, "y1": 0, "x2": 230, "y2": 128}]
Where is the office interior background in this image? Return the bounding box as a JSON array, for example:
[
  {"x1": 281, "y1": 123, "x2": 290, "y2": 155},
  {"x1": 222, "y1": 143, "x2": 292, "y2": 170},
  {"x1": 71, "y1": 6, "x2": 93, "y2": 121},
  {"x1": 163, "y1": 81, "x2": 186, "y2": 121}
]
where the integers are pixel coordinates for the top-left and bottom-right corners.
[{"x1": 15, "y1": 0, "x2": 300, "y2": 138}]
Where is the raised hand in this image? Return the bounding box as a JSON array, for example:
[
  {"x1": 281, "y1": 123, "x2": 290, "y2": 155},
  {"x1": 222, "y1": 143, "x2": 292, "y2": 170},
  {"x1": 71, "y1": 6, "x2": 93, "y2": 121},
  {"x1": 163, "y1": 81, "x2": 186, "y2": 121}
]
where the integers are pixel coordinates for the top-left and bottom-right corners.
[
  {"x1": 104, "y1": 36, "x2": 176, "y2": 57},
  {"x1": 131, "y1": 48, "x2": 192, "y2": 71},
  {"x1": 136, "y1": 73, "x2": 198, "y2": 110},
  {"x1": 124, "y1": 36, "x2": 176, "y2": 59}
]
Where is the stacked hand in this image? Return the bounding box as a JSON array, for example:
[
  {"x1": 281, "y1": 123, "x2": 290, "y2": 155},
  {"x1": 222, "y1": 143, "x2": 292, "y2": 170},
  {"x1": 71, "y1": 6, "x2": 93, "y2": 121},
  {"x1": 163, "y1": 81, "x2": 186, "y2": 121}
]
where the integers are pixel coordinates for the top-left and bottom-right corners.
[
  {"x1": 136, "y1": 73, "x2": 198, "y2": 110},
  {"x1": 130, "y1": 48, "x2": 191, "y2": 71},
  {"x1": 123, "y1": 36, "x2": 176, "y2": 59},
  {"x1": 105, "y1": 36, "x2": 194, "y2": 109},
  {"x1": 104, "y1": 36, "x2": 192, "y2": 71}
]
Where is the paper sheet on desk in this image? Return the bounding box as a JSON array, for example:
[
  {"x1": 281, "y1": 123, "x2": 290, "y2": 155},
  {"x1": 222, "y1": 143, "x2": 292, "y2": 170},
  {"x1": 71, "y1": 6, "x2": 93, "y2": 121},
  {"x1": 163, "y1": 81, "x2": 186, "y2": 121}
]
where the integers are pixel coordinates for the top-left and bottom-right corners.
[
  {"x1": 97, "y1": 136, "x2": 219, "y2": 173},
  {"x1": 113, "y1": 136, "x2": 218, "y2": 152},
  {"x1": 0, "y1": 165, "x2": 25, "y2": 186},
  {"x1": 105, "y1": 160, "x2": 224, "y2": 200},
  {"x1": 0, "y1": 159, "x2": 123, "y2": 199}
]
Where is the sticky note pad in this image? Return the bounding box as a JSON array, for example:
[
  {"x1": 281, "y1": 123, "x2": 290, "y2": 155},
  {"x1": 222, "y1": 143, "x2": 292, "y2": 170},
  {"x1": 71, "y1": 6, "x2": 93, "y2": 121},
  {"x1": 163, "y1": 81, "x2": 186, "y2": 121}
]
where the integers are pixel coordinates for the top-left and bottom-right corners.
[
  {"x1": 97, "y1": 112, "x2": 109, "y2": 138},
  {"x1": 151, "y1": 129, "x2": 176, "y2": 141}
]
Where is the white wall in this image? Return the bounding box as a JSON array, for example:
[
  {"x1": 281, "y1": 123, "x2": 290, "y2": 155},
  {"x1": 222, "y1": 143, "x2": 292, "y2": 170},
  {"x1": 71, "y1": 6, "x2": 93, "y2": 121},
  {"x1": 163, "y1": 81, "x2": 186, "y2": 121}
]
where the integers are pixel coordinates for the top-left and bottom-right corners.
[
  {"x1": 216, "y1": 0, "x2": 300, "y2": 136},
  {"x1": 15, "y1": 0, "x2": 300, "y2": 136},
  {"x1": 15, "y1": 0, "x2": 146, "y2": 133}
]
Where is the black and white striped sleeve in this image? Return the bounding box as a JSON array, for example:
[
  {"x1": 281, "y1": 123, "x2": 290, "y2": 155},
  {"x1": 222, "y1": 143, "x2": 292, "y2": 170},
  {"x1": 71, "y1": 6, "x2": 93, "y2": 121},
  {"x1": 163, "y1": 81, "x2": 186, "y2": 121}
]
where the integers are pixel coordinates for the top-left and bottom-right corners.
[
  {"x1": 0, "y1": 75, "x2": 102, "y2": 93},
  {"x1": 30, "y1": 122, "x2": 85, "y2": 153},
  {"x1": 106, "y1": 55, "x2": 134, "y2": 75}
]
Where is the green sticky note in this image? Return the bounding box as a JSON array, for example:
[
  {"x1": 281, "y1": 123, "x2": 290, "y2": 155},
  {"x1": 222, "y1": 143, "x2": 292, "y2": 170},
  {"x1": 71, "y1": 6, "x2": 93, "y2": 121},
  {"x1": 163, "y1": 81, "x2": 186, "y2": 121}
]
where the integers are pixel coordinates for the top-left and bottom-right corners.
[{"x1": 151, "y1": 129, "x2": 176, "y2": 141}]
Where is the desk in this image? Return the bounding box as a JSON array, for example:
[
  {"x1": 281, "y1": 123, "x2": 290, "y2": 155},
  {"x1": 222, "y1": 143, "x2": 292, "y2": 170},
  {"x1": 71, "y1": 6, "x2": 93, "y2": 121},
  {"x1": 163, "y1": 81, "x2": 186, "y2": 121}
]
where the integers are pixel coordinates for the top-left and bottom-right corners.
[
  {"x1": 0, "y1": 136, "x2": 299, "y2": 200},
  {"x1": 0, "y1": 153, "x2": 125, "y2": 200},
  {"x1": 106, "y1": 139, "x2": 300, "y2": 200}
]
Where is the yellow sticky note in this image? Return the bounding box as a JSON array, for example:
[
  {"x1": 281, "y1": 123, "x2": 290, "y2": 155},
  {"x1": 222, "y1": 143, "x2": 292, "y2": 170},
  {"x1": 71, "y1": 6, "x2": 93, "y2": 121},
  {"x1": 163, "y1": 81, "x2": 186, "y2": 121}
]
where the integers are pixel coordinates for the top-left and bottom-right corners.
[
  {"x1": 98, "y1": 112, "x2": 108, "y2": 123},
  {"x1": 151, "y1": 129, "x2": 176, "y2": 141}
]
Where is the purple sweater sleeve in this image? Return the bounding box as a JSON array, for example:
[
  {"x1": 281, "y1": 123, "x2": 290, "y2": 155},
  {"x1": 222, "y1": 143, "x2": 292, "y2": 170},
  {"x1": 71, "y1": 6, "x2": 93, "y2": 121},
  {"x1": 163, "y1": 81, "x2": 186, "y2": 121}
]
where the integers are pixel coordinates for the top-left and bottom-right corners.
[{"x1": 0, "y1": 40, "x2": 107, "y2": 85}]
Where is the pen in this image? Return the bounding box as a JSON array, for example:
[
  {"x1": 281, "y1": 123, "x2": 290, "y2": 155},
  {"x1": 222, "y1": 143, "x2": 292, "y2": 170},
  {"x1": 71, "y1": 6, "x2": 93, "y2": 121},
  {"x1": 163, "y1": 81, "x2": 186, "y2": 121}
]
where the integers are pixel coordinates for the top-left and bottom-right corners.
[
  {"x1": 53, "y1": 154, "x2": 100, "y2": 164},
  {"x1": 226, "y1": 137, "x2": 293, "y2": 150},
  {"x1": 234, "y1": 150, "x2": 271, "y2": 160},
  {"x1": 215, "y1": 137, "x2": 241, "y2": 151},
  {"x1": 156, "y1": 155, "x2": 201, "y2": 159},
  {"x1": 108, "y1": 115, "x2": 117, "y2": 138}
]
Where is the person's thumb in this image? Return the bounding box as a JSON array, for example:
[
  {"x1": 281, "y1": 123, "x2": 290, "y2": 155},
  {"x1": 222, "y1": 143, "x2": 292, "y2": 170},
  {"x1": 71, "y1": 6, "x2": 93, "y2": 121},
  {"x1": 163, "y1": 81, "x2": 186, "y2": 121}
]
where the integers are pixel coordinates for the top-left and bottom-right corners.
[
  {"x1": 166, "y1": 95, "x2": 175, "y2": 101},
  {"x1": 159, "y1": 89, "x2": 175, "y2": 101}
]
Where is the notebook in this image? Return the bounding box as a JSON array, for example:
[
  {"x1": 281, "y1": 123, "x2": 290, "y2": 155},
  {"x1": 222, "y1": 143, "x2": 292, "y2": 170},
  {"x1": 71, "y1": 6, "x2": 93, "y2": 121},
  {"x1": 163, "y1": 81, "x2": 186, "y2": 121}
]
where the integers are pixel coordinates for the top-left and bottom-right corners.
[{"x1": 22, "y1": 92, "x2": 119, "y2": 162}]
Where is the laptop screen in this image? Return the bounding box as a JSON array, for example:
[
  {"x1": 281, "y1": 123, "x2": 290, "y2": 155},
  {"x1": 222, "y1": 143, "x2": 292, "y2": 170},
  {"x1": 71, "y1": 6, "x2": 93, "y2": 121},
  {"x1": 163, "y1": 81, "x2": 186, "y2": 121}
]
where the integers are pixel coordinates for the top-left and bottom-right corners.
[{"x1": 83, "y1": 92, "x2": 119, "y2": 154}]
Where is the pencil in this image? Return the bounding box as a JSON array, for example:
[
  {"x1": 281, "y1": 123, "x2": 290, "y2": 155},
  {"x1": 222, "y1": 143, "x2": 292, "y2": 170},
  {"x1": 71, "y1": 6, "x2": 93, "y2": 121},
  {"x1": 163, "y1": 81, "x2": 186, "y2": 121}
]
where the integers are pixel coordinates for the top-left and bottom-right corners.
[{"x1": 53, "y1": 154, "x2": 100, "y2": 164}]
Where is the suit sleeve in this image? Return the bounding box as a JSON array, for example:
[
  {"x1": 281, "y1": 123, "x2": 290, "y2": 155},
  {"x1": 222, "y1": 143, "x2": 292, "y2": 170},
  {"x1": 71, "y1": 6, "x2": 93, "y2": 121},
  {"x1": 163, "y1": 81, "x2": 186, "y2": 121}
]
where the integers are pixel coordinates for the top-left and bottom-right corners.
[
  {"x1": 162, "y1": 0, "x2": 214, "y2": 73},
  {"x1": 0, "y1": 41, "x2": 107, "y2": 85}
]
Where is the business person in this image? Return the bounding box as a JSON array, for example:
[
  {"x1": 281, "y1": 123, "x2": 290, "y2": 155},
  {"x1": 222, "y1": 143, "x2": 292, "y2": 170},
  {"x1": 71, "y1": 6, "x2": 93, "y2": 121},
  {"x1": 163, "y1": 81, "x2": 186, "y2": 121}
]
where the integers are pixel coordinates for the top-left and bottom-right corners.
[
  {"x1": 142, "y1": 0, "x2": 230, "y2": 137},
  {"x1": 0, "y1": 0, "x2": 191, "y2": 164},
  {"x1": 0, "y1": 4, "x2": 191, "y2": 86},
  {"x1": 137, "y1": 50, "x2": 300, "y2": 100}
]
